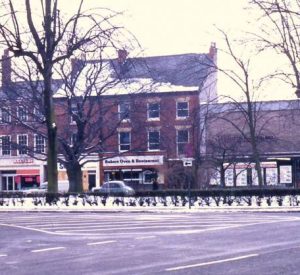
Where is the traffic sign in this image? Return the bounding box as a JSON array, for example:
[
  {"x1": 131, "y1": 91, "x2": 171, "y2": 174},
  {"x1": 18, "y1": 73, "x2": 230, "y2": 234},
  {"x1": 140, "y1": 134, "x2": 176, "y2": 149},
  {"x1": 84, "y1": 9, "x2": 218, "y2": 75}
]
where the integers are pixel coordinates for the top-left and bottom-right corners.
[{"x1": 183, "y1": 158, "x2": 193, "y2": 167}]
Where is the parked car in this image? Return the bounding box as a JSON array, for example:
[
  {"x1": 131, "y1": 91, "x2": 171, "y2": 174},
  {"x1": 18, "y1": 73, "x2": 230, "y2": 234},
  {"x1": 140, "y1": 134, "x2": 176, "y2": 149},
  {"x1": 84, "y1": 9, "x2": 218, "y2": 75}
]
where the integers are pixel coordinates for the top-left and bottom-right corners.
[
  {"x1": 22, "y1": 180, "x2": 69, "y2": 194},
  {"x1": 92, "y1": 181, "x2": 135, "y2": 196}
]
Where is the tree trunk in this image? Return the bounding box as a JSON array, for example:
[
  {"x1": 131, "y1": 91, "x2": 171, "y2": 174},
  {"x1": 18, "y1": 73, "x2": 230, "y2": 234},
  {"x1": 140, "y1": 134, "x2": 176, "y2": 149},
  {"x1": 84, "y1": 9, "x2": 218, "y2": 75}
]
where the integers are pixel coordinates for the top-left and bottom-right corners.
[
  {"x1": 220, "y1": 165, "x2": 225, "y2": 187},
  {"x1": 66, "y1": 161, "x2": 83, "y2": 193},
  {"x1": 44, "y1": 70, "x2": 58, "y2": 193}
]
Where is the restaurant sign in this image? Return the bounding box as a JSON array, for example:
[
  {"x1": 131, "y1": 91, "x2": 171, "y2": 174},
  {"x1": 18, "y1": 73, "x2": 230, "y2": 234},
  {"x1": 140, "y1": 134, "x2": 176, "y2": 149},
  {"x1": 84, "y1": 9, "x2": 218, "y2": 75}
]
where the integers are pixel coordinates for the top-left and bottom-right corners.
[{"x1": 103, "y1": 155, "x2": 164, "y2": 167}]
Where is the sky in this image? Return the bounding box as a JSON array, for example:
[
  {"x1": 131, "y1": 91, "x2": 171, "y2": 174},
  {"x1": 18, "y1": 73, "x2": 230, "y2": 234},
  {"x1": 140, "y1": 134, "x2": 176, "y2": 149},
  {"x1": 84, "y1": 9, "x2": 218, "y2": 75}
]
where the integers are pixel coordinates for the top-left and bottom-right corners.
[
  {"x1": 67, "y1": 0, "x2": 296, "y2": 101},
  {"x1": 6, "y1": 0, "x2": 297, "y2": 101}
]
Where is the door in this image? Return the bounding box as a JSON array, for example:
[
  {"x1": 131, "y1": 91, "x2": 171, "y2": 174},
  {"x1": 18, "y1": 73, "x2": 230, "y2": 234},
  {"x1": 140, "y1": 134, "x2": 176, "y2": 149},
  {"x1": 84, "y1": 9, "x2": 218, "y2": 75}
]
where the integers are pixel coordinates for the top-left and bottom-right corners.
[{"x1": 2, "y1": 175, "x2": 16, "y2": 191}]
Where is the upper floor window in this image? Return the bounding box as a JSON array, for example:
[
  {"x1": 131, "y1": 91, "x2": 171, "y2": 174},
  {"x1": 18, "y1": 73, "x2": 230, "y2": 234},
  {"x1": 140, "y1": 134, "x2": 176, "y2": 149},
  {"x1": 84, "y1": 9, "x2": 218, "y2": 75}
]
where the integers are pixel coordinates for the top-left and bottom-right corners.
[
  {"x1": 34, "y1": 108, "x2": 44, "y2": 122},
  {"x1": 70, "y1": 133, "x2": 77, "y2": 146},
  {"x1": 177, "y1": 129, "x2": 189, "y2": 156},
  {"x1": 17, "y1": 106, "x2": 28, "y2": 122},
  {"x1": 0, "y1": 135, "x2": 11, "y2": 156},
  {"x1": 177, "y1": 101, "x2": 189, "y2": 118},
  {"x1": 119, "y1": 131, "x2": 131, "y2": 151},
  {"x1": 148, "y1": 103, "x2": 160, "y2": 120},
  {"x1": 18, "y1": 134, "x2": 28, "y2": 155},
  {"x1": 35, "y1": 134, "x2": 45, "y2": 154},
  {"x1": 119, "y1": 102, "x2": 130, "y2": 121},
  {"x1": 148, "y1": 130, "x2": 160, "y2": 151},
  {"x1": 70, "y1": 103, "x2": 78, "y2": 124},
  {"x1": 0, "y1": 108, "x2": 10, "y2": 124}
]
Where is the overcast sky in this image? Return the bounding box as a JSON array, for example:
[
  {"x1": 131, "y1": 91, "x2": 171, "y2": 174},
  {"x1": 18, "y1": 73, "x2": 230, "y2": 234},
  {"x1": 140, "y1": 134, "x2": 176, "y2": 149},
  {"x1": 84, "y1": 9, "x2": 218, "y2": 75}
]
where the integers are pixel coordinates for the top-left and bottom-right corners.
[{"x1": 16, "y1": 1, "x2": 299, "y2": 100}]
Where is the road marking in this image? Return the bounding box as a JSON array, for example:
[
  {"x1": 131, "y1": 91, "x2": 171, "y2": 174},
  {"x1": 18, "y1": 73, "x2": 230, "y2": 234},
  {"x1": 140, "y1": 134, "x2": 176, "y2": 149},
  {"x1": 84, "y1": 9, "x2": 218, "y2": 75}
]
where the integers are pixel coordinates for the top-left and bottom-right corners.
[
  {"x1": 0, "y1": 254, "x2": 7, "y2": 257},
  {"x1": 31, "y1": 247, "x2": 65, "y2": 253},
  {"x1": 135, "y1": 236, "x2": 156, "y2": 240},
  {"x1": 87, "y1": 240, "x2": 117, "y2": 246},
  {"x1": 165, "y1": 254, "x2": 259, "y2": 271}
]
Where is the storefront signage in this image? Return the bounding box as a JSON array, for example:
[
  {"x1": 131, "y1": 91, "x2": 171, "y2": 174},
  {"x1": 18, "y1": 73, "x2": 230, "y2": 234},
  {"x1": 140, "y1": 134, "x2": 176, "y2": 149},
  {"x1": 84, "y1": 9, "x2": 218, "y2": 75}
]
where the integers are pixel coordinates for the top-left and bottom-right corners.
[
  {"x1": 13, "y1": 158, "x2": 34, "y2": 164},
  {"x1": 103, "y1": 155, "x2": 164, "y2": 167}
]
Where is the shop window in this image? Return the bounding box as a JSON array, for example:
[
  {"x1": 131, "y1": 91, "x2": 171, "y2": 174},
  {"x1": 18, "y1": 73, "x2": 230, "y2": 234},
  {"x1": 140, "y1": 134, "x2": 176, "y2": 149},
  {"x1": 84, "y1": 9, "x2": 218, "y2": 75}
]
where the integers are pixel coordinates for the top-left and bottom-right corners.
[
  {"x1": 148, "y1": 102, "x2": 160, "y2": 120},
  {"x1": 148, "y1": 131, "x2": 160, "y2": 151},
  {"x1": 119, "y1": 132, "x2": 131, "y2": 151},
  {"x1": 18, "y1": 134, "x2": 28, "y2": 155},
  {"x1": 177, "y1": 101, "x2": 189, "y2": 118},
  {"x1": 35, "y1": 134, "x2": 45, "y2": 154},
  {"x1": 0, "y1": 135, "x2": 10, "y2": 156},
  {"x1": 177, "y1": 129, "x2": 189, "y2": 156},
  {"x1": 119, "y1": 102, "x2": 130, "y2": 121},
  {"x1": 17, "y1": 106, "x2": 28, "y2": 122}
]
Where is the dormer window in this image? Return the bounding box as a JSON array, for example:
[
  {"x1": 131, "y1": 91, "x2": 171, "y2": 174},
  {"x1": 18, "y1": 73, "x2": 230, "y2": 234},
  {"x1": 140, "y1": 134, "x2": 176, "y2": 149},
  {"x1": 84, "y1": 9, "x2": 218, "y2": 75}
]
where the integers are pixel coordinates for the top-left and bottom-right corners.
[{"x1": 17, "y1": 106, "x2": 28, "y2": 122}]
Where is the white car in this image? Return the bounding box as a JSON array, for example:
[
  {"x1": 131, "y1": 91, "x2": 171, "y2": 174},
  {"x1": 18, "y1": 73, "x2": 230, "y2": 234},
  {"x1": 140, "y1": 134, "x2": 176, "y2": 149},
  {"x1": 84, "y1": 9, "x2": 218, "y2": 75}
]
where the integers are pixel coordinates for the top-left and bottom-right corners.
[{"x1": 23, "y1": 180, "x2": 69, "y2": 194}]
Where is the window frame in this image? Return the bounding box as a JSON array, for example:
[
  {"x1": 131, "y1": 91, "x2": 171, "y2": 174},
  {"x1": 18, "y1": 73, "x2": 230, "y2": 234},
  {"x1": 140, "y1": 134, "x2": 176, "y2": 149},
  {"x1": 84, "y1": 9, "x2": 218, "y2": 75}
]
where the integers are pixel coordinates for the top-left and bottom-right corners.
[
  {"x1": 17, "y1": 106, "x2": 28, "y2": 122},
  {"x1": 176, "y1": 129, "x2": 189, "y2": 156},
  {"x1": 34, "y1": 134, "x2": 46, "y2": 154},
  {"x1": 176, "y1": 101, "x2": 189, "y2": 119},
  {"x1": 147, "y1": 102, "x2": 160, "y2": 120},
  {"x1": 0, "y1": 135, "x2": 11, "y2": 156},
  {"x1": 17, "y1": 134, "x2": 28, "y2": 156},
  {"x1": 119, "y1": 131, "x2": 131, "y2": 152},
  {"x1": 0, "y1": 108, "x2": 11, "y2": 124},
  {"x1": 119, "y1": 102, "x2": 130, "y2": 121},
  {"x1": 148, "y1": 130, "x2": 160, "y2": 151}
]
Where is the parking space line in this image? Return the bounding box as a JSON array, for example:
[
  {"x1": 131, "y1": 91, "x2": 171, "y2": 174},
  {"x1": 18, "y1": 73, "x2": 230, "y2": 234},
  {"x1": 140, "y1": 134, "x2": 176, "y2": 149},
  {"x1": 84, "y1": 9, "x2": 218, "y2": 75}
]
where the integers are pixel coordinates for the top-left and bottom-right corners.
[
  {"x1": 31, "y1": 247, "x2": 65, "y2": 253},
  {"x1": 135, "y1": 236, "x2": 156, "y2": 240},
  {"x1": 87, "y1": 240, "x2": 117, "y2": 246},
  {"x1": 165, "y1": 254, "x2": 259, "y2": 271}
]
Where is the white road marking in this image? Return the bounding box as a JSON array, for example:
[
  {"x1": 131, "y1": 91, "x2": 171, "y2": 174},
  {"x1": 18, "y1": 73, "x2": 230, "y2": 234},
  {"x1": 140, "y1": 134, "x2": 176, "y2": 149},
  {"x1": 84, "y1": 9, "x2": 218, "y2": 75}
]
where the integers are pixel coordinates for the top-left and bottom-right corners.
[
  {"x1": 135, "y1": 236, "x2": 156, "y2": 240},
  {"x1": 87, "y1": 240, "x2": 116, "y2": 246},
  {"x1": 165, "y1": 254, "x2": 259, "y2": 271},
  {"x1": 31, "y1": 247, "x2": 65, "y2": 253},
  {"x1": 0, "y1": 254, "x2": 7, "y2": 257}
]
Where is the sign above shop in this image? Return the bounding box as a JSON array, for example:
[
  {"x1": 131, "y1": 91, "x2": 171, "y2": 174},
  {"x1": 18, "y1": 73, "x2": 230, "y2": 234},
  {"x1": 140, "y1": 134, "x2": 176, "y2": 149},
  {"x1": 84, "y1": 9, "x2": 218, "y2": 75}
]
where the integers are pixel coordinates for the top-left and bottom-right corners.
[{"x1": 103, "y1": 155, "x2": 164, "y2": 167}]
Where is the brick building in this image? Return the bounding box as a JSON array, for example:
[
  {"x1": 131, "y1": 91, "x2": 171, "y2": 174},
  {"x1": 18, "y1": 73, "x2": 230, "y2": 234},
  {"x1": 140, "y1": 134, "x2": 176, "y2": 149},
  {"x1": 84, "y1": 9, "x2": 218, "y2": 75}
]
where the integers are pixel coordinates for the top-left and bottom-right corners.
[
  {"x1": 0, "y1": 43, "x2": 217, "y2": 191},
  {"x1": 204, "y1": 100, "x2": 300, "y2": 187}
]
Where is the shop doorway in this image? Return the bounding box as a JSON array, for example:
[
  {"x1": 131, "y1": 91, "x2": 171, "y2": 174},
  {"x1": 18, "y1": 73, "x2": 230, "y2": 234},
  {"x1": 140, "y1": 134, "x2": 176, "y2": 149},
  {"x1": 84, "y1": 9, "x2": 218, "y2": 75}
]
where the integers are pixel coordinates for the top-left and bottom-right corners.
[
  {"x1": 88, "y1": 172, "x2": 96, "y2": 190},
  {"x1": 2, "y1": 175, "x2": 16, "y2": 191}
]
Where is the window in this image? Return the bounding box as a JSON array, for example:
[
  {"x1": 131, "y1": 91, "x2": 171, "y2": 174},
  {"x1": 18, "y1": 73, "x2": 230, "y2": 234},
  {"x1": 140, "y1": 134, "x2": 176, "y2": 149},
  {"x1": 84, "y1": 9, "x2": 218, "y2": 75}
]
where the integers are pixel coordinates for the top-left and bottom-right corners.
[
  {"x1": 35, "y1": 135, "x2": 45, "y2": 154},
  {"x1": 177, "y1": 129, "x2": 189, "y2": 155},
  {"x1": 148, "y1": 103, "x2": 160, "y2": 120},
  {"x1": 17, "y1": 106, "x2": 28, "y2": 122},
  {"x1": 119, "y1": 132, "x2": 131, "y2": 151},
  {"x1": 34, "y1": 108, "x2": 44, "y2": 122},
  {"x1": 18, "y1": 134, "x2": 28, "y2": 155},
  {"x1": 119, "y1": 102, "x2": 130, "y2": 121},
  {"x1": 177, "y1": 101, "x2": 189, "y2": 118},
  {"x1": 0, "y1": 136, "x2": 10, "y2": 156},
  {"x1": 148, "y1": 131, "x2": 160, "y2": 151},
  {"x1": 70, "y1": 133, "x2": 77, "y2": 146},
  {"x1": 0, "y1": 108, "x2": 10, "y2": 123},
  {"x1": 70, "y1": 103, "x2": 78, "y2": 124}
]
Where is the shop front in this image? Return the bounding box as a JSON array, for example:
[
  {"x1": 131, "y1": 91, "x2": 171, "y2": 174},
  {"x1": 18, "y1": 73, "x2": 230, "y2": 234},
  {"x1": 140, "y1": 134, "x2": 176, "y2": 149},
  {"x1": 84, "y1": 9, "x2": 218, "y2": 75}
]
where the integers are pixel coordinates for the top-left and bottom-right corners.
[
  {"x1": 102, "y1": 155, "x2": 164, "y2": 190},
  {"x1": 0, "y1": 157, "x2": 45, "y2": 191}
]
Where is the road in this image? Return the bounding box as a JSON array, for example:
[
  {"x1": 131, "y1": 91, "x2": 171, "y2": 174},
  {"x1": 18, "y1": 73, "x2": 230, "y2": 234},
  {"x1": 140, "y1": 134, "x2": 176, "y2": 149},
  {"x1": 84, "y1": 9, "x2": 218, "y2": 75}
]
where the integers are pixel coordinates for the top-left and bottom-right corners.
[{"x1": 1, "y1": 212, "x2": 300, "y2": 275}]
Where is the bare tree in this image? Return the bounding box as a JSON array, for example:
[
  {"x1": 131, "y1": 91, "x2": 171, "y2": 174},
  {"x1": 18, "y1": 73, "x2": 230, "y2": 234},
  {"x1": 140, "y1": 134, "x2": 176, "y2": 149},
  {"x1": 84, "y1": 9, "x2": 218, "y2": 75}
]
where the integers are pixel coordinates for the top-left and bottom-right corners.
[
  {"x1": 250, "y1": 0, "x2": 300, "y2": 95},
  {"x1": 210, "y1": 31, "x2": 266, "y2": 187},
  {"x1": 0, "y1": 0, "x2": 135, "y2": 192}
]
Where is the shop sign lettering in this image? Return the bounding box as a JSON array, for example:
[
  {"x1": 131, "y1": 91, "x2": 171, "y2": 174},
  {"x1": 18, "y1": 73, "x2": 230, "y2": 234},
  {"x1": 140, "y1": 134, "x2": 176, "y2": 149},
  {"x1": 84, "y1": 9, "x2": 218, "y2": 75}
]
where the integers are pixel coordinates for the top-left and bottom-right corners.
[{"x1": 104, "y1": 156, "x2": 163, "y2": 167}]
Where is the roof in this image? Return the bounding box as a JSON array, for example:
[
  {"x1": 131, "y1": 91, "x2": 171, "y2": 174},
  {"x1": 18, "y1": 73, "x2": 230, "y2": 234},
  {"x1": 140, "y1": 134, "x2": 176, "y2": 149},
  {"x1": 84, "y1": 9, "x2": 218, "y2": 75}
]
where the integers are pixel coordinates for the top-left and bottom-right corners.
[{"x1": 109, "y1": 53, "x2": 214, "y2": 89}]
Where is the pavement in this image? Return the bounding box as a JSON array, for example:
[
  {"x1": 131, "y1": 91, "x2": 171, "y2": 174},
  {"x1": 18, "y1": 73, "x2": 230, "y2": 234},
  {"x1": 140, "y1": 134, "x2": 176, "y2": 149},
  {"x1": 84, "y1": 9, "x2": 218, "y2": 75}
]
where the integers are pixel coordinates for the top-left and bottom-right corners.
[{"x1": 1, "y1": 211, "x2": 300, "y2": 274}]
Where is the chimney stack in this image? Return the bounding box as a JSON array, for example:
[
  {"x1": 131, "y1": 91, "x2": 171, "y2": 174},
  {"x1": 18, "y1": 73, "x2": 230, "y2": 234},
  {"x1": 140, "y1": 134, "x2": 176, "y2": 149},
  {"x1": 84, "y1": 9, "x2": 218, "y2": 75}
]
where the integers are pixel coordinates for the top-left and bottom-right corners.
[
  {"x1": 117, "y1": 49, "x2": 128, "y2": 64},
  {"x1": 208, "y1": 42, "x2": 217, "y2": 59},
  {"x1": 2, "y1": 49, "x2": 11, "y2": 88}
]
